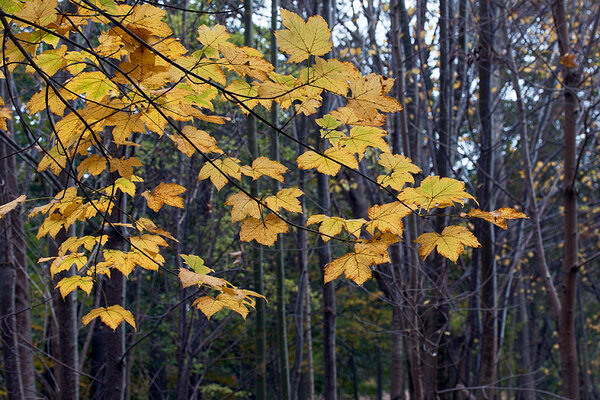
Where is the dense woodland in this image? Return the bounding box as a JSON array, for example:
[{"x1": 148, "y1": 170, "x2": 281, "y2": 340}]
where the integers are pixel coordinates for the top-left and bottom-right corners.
[{"x1": 0, "y1": 0, "x2": 599, "y2": 399}]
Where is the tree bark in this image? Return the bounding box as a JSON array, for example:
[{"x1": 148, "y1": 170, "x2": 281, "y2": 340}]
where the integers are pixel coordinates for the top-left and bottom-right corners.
[
  {"x1": 551, "y1": 1, "x2": 580, "y2": 398},
  {"x1": 477, "y1": 0, "x2": 497, "y2": 397},
  {"x1": 0, "y1": 139, "x2": 25, "y2": 400},
  {"x1": 244, "y1": 1, "x2": 267, "y2": 398}
]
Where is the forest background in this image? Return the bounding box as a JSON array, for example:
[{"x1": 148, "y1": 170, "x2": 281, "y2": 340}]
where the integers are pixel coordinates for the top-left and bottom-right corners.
[{"x1": 0, "y1": 0, "x2": 598, "y2": 399}]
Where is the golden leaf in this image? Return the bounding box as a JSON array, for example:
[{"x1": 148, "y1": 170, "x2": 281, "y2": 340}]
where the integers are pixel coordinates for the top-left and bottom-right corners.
[
  {"x1": 246, "y1": 157, "x2": 287, "y2": 182},
  {"x1": 467, "y1": 208, "x2": 528, "y2": 230},
  {"x1": 65, "y1": 71, "x2": 117, "y2": 103},
  {"x1": 82, "y1": 305, "x2": 136, "y2": 331},
  {"x1": 297, "y1": 146, "x2": 358, "y2": 176},
  {"x1": 197, "y1": 157, "x2": 242, "y2": 191},
  {"x1": 0, "y1": 195, "x2": 26, "y2": 219},
  {"x1": 225, "y1": 191, "x2": 262, "y2": 223},
  {"x1": 77, "y1": 154, "x2": 107, "y2": 179},
  {"x1": 376, "y1": 153, "x2": 420, "y2": 191},
  {"x1": 340, "y1": 126, "x2": 390, "y2": 160},
  {"x1": 14, "y1": 0, "x2": 58, "y2": 27},
  {"x1": 415, "y1": 225, "x2": 481, "y2": 262},
  {"x1": 171, "y1": 126, "x2": 223, "y2": 157},
  {"x1": 399, "y1": 176, "x2": 477, "y2": 211},
  {"x1": 365, "y1": 201, "x2": 412, "y2": 237},
  {"x1": 192, "y1": 296, "x2": 224, "y2": 319},
  {"x1": 306, "y1": 214, "x2": 365, "y2": 241},
  {"x1": 274, "y1": 9, "x2": 333, "y2": 63},
  {"x1": 239, "y1": 214, "x2": 289, "y2": 246},
  {"x1": 141, "y1": 183, "x2": 186, "y2": 212},
  {"x1": 264, "y1": 188, "x2": 304, "y2": 213},
  {"x1": 299, "y1": 57, "x2": 357, "y2": 96},
  {"x1": 347, "y1": 73, "x2": 401, "y2": 122},
  {"x1": 55, "y1": 275, "x2": 93, "y2": 299}
]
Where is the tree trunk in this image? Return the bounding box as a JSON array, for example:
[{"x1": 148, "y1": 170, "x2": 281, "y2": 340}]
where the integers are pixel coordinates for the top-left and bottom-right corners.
[
  {"x1": 244, "y1": 2, "x2": 267, "y2": 398},
  {"x1": 0, "y1": 141, "x2": 25, "y2": 400},
  {"x1": 270, "y1": 2, "x2": 291, "y2": 398},
  {"x1": 319, "y1": 1, "x2": 337, "y2": 399},
  {"x1": 1, "y1": 78, "x2": 36, "y2": 400},
  {"x1": 551, "y1": 1, "x2": 580, "y2": 398},
  {"x1": 476, "y1": 0, "x2": 497, "y2": 397}
]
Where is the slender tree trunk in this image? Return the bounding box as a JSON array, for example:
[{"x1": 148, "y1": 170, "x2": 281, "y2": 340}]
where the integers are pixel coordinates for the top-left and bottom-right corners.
[
  {"x1": 517, "y1": 281, "x2": 536, "y2": 400},
  {"x1": 244, "y1": 1, "x2": 267, "y2": 398},
  {"x1": 1, "y1": 78, "x2": 36, "y2": 400},
  {"x1": 270, "y1": 2, "x2": 291, "y2": 398},
  {"x1": 50, "y1": 230, "x2": 80, "y2": 400},
  {"x1": 551, "y1": 1, "x2": 580, "y2": 398},
  {"x1": 0, "y1": 138, "x2": 25, "y2": 400},
  {"x1": 318, "y1": 1, "x2": 337, "y2": 399},
  {"x1": 476, "y1": 0, "x2": 497, "y2": 397},
  {"x1": 304, "y1": 266, "x2": 315, "y2": 400},
  {"x1": 103, "y1": 186, "x2": 127, "y2": 400}
]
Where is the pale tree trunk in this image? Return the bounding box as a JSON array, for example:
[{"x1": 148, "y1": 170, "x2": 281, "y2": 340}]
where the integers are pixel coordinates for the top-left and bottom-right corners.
[{"x1": 551, "y1": 1, "x2": 580, "y2": 398}]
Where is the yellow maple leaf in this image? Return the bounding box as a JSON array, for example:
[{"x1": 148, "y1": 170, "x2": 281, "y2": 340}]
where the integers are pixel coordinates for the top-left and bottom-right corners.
[
  {"x1": 36, "y1": 213, "x2": 65, "y2": 239},
  {"x1": 197, "y1": 24, "x2": 231, "y2": 58},
  {"x1": 141, "y1": 182, "x2": 186, "y2": 212},
  {"x1": 399, "y1": 176, "x2": 477, "y2": 211},
  {"x1": 306, "y1": 214, "x2": 365, "y2": 241},
  {"x1": 299, "y1": 57, "x2": 357, "y2": 96},
  {"x1": 239, "y1": 214, "x2": 289, "y2": 246},
  {"x1": 109, "y1": 157, "x2": 142, "y2": 180},
  {"x1": 246, "y1": 157, "x2": 287, "y2": 182},
  {"x1": 219, "y1": 45, "x2": 273, "y2": 81},
  {"x1": 55, "y1": 275, "x2": 93, "y2": 299},
  {"x1": 122, "y1": 3, "x2": 171, "y2": 39},
  {"x1": 347, "y1": 73, "x2": 402, "y2": 122},
  {"x1": 264, "y1": 188, "x2": 304, "y2": 213},
  {"x1": 330, "y1": 106, "x2": 386, "y2": 127},
  {"x1": 340, "y1": 126, "x2": 390, "y2": 160},
  {"x1": 27, "y1": 45, "x2": 67, "y2": 77},
  {"x1": 256, "y1": 72, "x2": 299, "y2": 110},
  {"x1": 58, "y1": 235, "x2": 108, "y2": 256},
  {"x1": 0, "y1": 195, "x2": 26, "y2": 219},
  {"x1": 376, "y1": 153, "x2": 421, "y2": 191},
  {"x1": 14, "y1": 0, "x2": 58, "y2": 27},
  {"x1": 274, "y1": 9, "x2": 333, "y2": 63},
  {"x1": 171, "y1": 126, "x2": 223, "y2": 157},
  {"x1": 65, "y1": 71, "x2": 117, "y2": 103},
  {"x1": 324, "y1": 233, "x2": 397, "y2": 285},
  {"x1": 37, "y1": 146, "x2": 68, "y2": 176},
  {"x1": 198, "y1": 157, "x2": 242, "y2": 191},
  {"x1": 107, "y1": 112, "x2": 146, "y2": 144},
  {"x1": 47, "y1": 253, "x2": 87, "y2": 278},
  {"x1": 365, "y1": 201, "x2": 412, "y2": 237},
  {"x1": 225, "y1": 79, "x2": 270, "y2": 113},
  {"x1": 216, "y1": 293, "x2": 250, "y2": 319},
  {"x1": 192, "y1": 296, "x2": 225, "y2": 319},
  {"x1": 415, "y1": 225, "x2": 481, "y2": 262},
  {"x1": 27, "y1": 87, "x2": 66, "y2": 116},
  {"x1": 297, "y1": 145, "x2": 358, "y2": 176},
  {"x1": 82, "y1": 305, "x2": 136, "y2": 331},
  {"x1": 77, "y1": 154, "x2": 107, "y2": 179},
  {"x1": 467, "y1": 208, "x2": 528, "y2": 230},
  {"x1": 225, "y1": 191, "x2": 262, "y2": 223}
]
